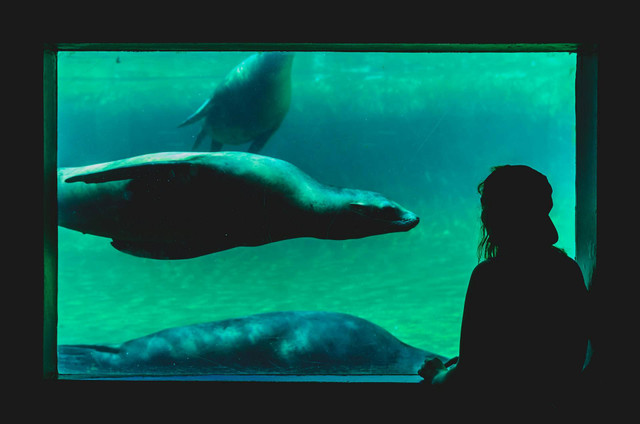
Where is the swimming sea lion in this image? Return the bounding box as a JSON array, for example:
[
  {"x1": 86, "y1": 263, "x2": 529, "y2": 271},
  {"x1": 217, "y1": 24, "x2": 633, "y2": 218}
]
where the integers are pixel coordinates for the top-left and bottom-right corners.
[
  {"x1": 58, "y1": 152, "x2": 419, "y2": 259},
  {"x1": 178, "y1": 52, "x2": 294, "y2": 153},
  {"x1": 57, "y1": 311, "x2": 446, "y2": 375}
]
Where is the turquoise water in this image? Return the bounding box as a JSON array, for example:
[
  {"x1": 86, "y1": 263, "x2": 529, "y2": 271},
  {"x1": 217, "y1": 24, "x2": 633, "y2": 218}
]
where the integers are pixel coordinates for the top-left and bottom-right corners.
[{"x1": 56, "y1": 50, "x2": 576, "y2": 363}]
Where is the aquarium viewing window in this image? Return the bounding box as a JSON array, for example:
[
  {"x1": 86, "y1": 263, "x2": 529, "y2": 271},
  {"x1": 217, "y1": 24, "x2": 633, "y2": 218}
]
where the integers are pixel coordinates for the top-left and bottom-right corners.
[{"x1": 43, "y1": 43, "x2": 597, "y2": 382}]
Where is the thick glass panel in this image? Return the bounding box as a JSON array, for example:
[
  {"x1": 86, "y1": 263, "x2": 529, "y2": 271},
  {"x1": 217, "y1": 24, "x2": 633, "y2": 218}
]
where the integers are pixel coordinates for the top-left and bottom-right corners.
[{"x1": 57, "y1": 51, "x2": 576, "y2": 376}]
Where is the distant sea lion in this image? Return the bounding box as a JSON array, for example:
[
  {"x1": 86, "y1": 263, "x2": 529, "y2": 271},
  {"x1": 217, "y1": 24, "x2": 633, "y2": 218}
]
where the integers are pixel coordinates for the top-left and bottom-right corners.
[
  {"x1": 58, "y1": 152, "x2": 419, "y2": 259},
  {"x1": 58, "y1": 311, "x2": 446, "y2": 375},
  {"x1": 178, "y1": 52, "x2": 294, "y2": 153}
]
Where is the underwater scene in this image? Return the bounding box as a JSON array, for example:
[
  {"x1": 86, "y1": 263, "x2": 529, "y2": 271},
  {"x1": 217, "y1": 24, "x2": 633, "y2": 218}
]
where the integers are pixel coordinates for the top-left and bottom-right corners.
[{"x1": 56, "y1": 50, "x2": 576, "y2": 376}]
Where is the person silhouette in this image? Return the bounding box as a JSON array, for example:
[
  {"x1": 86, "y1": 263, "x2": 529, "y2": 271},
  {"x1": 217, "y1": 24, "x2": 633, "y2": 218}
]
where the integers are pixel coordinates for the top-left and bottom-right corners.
[{"x1": 418, "y1": 165, "x2": 588, "y2": 419}]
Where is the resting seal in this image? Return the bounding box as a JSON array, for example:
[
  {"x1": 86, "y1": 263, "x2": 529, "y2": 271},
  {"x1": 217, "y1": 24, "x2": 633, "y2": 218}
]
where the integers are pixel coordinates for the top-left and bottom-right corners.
[
  {"x1": 178, "y1": 52, "x2": 294, "y2": 153},
  {"x1": 58, "y1": 152, "x2": 419, "y2": 259},
  {"x1": 57, "y1": 311, "x2": 446, "y2": 375}
]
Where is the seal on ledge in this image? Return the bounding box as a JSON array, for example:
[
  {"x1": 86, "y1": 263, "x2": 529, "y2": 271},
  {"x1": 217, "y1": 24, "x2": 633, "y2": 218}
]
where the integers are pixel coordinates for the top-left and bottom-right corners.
[{"x1": 57, "y1": 311, "x2": 445, "y2": 375}]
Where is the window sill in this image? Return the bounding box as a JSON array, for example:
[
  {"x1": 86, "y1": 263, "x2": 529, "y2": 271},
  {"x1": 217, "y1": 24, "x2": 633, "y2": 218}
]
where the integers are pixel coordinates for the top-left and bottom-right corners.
[{"x1": 57, "y1": 373, "x2": 424, "y2": 383}]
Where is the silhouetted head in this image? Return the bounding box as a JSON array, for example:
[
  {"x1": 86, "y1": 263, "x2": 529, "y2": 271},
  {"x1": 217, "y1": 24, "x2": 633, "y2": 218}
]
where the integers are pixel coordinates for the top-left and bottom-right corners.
[
  {"x1": 323, "y1": 189, "x2": 420, "y2": 240},
  {"x1": 477, "y1": 165, "x2": 558, "y2": 260}
]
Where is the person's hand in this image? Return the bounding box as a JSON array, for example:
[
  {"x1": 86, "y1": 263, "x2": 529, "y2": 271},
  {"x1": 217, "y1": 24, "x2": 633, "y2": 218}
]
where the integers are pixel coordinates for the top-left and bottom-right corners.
[{"x1": 417, "y1": 357, "x2": 446, "y2": 382}]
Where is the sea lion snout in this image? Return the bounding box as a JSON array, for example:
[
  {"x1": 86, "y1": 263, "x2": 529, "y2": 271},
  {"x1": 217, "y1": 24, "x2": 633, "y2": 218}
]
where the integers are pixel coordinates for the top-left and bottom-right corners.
[
  {"x1": 349, "y1": 196, "x2": 419, "y2": 226},
  {"x1": 397, "y1": 211, "x2": 420, "y2": 230},
  {"x1": 332, "y1": 195, "x2": 419, "y2": 239},
  {"x1": 387, "y1": 208, "x2": 419, "y2": 232}
]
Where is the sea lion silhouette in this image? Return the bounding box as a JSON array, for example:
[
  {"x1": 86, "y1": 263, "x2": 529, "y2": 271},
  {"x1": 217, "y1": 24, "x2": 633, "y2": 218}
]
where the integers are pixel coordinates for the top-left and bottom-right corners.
[
  {"x1": 58, "y1": 152, "x2": 420, "y2": 259},
  {"x1": 58, "y1": 311, "x2": 446, "y2": 375},
  {"x1": 178, "y1": 52, "x2": 294, "y2": 153}
]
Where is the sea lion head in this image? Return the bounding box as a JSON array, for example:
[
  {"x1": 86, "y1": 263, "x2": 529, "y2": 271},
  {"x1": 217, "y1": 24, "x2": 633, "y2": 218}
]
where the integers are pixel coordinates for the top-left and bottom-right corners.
[{"x1": 323, "y1": 189, "x2": 420, "y2": 240}]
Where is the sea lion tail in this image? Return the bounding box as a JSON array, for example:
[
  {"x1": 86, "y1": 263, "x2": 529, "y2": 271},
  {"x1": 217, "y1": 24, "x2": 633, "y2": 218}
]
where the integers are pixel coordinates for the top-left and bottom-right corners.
[
  {"x1": 178, "y1": 98, "x2": 213, "y2": 128},
  {"x1": 57, "y1": 344, "x2": 119, "y2": 374}
]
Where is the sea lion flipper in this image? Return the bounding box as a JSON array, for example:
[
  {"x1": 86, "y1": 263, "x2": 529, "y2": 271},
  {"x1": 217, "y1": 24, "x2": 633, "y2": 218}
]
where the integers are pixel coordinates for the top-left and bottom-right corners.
[
  {"x1": 191, "y1": 128, "x2": 208, "y2": 150},
  {"x1": 247, "y1": 130, "x2": 275, "y2": 153},
  {"x1": 111, "y1": 239, "x2": 210, "y2": 260},
  {"x1": 210, "y1": 140, "x2": 223, "y2": 152},
  {"x1": 65, "y1": 161, "x2": 194, "y2": 184},
  {"x1": 178, "y1": 98, "x2": 213, "y2": 128},
  {"x1": 111, "y1": 239, "x2": 172, "y2": 259}
]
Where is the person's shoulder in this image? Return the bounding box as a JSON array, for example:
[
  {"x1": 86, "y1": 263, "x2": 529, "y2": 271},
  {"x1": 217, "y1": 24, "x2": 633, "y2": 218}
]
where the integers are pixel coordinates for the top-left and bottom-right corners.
[
  {"x1": 473, "y1": 257, "x2": 501, "y2": 273},
  {"x1": 549, "y1": 247, "x2": 583, "y2": 274},
  {"x1": 467, "y1": 259, "x2": 506, "y2": 298},
  {"x1": 470, "y1": 258, "x2": 501, "y2": 281}
]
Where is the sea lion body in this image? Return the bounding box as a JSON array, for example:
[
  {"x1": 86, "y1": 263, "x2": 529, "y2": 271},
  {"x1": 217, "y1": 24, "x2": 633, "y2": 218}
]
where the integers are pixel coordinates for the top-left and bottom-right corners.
[
  {"x1": 57, "y1": 311, "x2": 446, "y2": 375},
  {"x1": 58, "y1": 152, "x2": 419, "y2": 259},
  {"x1": 179, "y1": 52, "x2": 294, "y2": 153}
]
